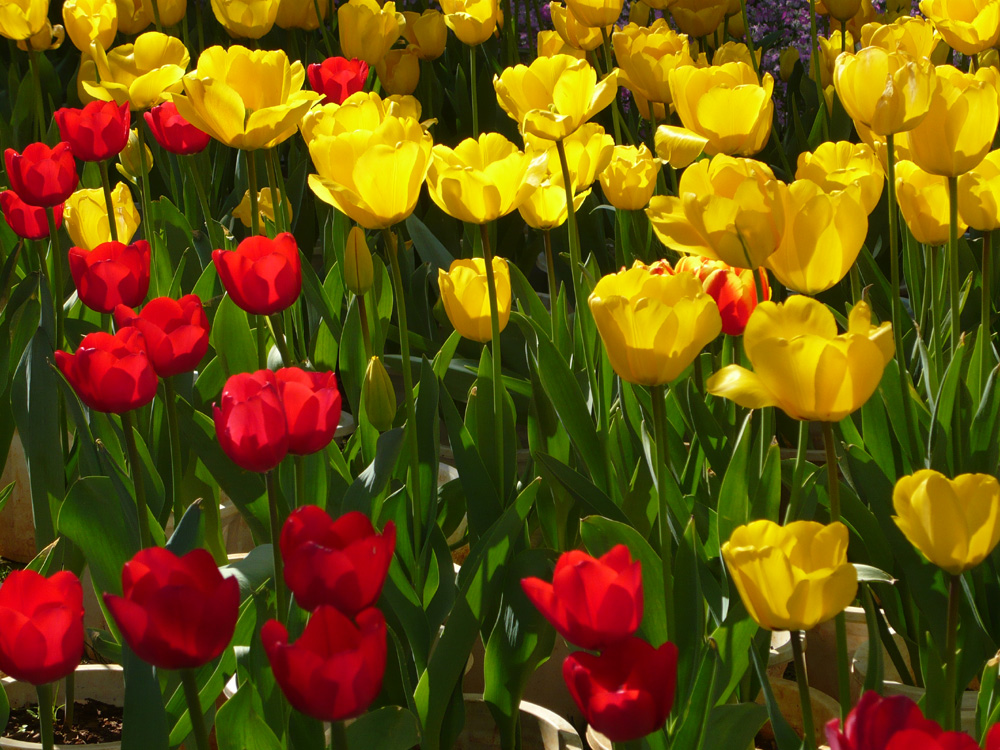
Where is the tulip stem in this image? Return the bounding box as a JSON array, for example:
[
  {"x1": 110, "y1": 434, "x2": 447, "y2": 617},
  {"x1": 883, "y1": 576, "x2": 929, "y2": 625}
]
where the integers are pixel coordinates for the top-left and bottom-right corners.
[
  {"x1": 294, "y1": 455, "x2": 306, "y2": 509},
  {"x1": 247, "y1": 151, "x2": 261, "y2": 237},
  {"x1": 269, "y1": 314, "x2": 293, "y2": 366},
  {"x1": 650, "y1": 384, "x2": 676, "y2": 641},
  {"x1": 148, "y1": 0, "x2": 163, "y2": 32},
  {"x1": 943, "y1": 573, "x2": 961, "y2": 730},
  {"x1": 64, "y1": 672, "x2": 74, "y2": 728},
  {"x1": 163, "y1": 378, "x2": 185, "y2": 529},
  {"x1": 330, "y1": 719, "x2": 349, "y2": 750},
  {"x1": 257, "y1": 315, "x2": 268, "y2": 369},
  {"x1": 469, "y1": 45, "x2": 479, "y2": 136},
  {"x1": 948, "y1": 175, "x2": 961, "y2": 356},
  {"x1": 121, "y1": 410, "x2": 153, "y2": 549},
  {"x1": 542, "y1": 229, "x2": 558, "y2": 330},
  {"x1": 480, "y1": 223, "x2": 506, "y2": 496},
  {"x1": 599, "y1": 28, "x2": 623, "y2": 146},
  {"x1": 99, "y1": 160, "x2": 119, "y2": 243},
  {"x1": 790, "y1": 630, "x2": 817, "y2": 750},
  {"x1": 358, "y1": 294, "x2": 374, "y2": 359},
  {"x1": 312, "y1": 0, "x2": 335, "y2": 58},
  {"x1": 983, "y1": 232, "x2": 992, "y2": 342},
  {"x1": 185, "y1": 155, "x2": 223, "y2": 251},
  {"x1": 784, "y1": 419, "x2": 810, "y2": 524},
  {"x1": 265, "y1": 148, "x2": 289, "y2": 234},
  {"x1": 808, "y1": 0, "x2": 828, "y2": 138},
  {"x1": 135, "y1": 123, "x2": 158, "y2": 295},
  {"x1": 266, "y1": 471, "x2": 288, "y2": 623},
  {"x1": 45, "y1": 207, "x2": 64, "y2": 350},
  {"x1": 739, "y1": 0, "x2": 761, "y2": 83},
  {"x1": 28, "y1": 49, "x2": 46, "y2": 142},
  {"x1": 821, "y1": 421, "x2": 840, "y2": 522},
  {"x1": 555, "y1": 140, "x2": 585, "y2": 329},
  {"x1": 180, "y1": 669, "x2": 211, "y2": 750},
  {"x1": 36, "y1": 682, "x2": 54, "y2": 750}
]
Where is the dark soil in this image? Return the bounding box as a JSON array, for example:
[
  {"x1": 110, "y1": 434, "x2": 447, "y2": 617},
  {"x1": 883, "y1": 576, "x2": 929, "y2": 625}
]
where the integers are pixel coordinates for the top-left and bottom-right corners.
[{"x1": 5, "y1": 700, "x2": 123, "y2": 745}]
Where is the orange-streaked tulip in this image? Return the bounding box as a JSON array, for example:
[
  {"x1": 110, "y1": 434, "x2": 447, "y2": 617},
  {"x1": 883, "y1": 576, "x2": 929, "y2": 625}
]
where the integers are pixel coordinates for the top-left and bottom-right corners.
[
  {"x1": 402, "y1": 10, "x2": 447, "y2": 60},
  {"x1": 599, "y1": 144, "x2": 659, "y2": 211},
  {"x1": 339, "y1": 0, "x2": 402, "y2": 65},
  {"x1": 672, "y1": 256, "x2": 769, "y2": 336},
  {"x1": 958, "y1": 150, "x2": 1000, "y2": 231},
  {"x1": 919, "y1": 0, "x2": 1000, "y2": 55},
  {"x1": 63, "y1": 0, "x2": 117, "y2": 51},
  {"x1": 613, "y1": 19, "x2": 693, "y2": 106},
  {"x1": 80, "y1": 32, "x2": 189, "y2": 110},
  {"x1": 438, "y1": 257, "x2": 511, "y2": 342},
  {"x1": 441, "y1": 0, "x2": 500, "y2": 46},
  {"x1": 833, "y1": 47, "x2": 935, "y2": 135},
  {"x1": 550, "y1": 1, "x2": 607, "y2": 51},
  {"x1": 894, "y1": 160, "x2": 966, "y2": 245},
  {"x1": 795, "y1": 141, "x2": 884, "y2": 215}
]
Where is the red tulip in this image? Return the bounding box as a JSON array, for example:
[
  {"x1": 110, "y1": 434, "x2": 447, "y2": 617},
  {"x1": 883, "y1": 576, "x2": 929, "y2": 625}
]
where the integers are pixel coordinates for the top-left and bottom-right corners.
[
  {"x1": 68, "y1": 239, "x2": 151, "y2": 314},
  {"x1": 262, "y1": 605, "x2": 386, "y2": 721},
  {"x1": 275, "y1": 368, "x2": 343, "y2": 455},
  {"x1": 114, "y1": 295, "x2": 210, "y2": 377},
  {"x1": 307, "y1": 57, "x2": 370, "y2": 105},
  {"x1": 885, "y1": 731, "x2": 979, "y2": 750},
  {"x1": 826, "y1": 691, "x2": 945, "y2": 750},
  {"x1": 214, "y1": 369, "x2": 289, "y2": 472},
  {"x1": 521, "y1": 544, "x2": 643, "y2": 650},
  {"x1": 104, "y1": 548, "x2": 240, "y2": 670},
  {"x1": 5, "y1": 142, "x2": 79, "y2": 208},
  {"x1": 54, "y1": 100, "x2": 131, "y2": 163},
  {"x1": 563, "y1": 637, "x2": 678, "y2": 742},
  {"x1": 0, "y1": 190, "x2": 63, "y2": 240},
  {"x1": 671, "y1": 256, "x2": 770, "y2": 336},
  {"x1": 212, "y1": 233, "x2": 301, "y2": 316},
  {"x1": 281, "y1": 507, "x2": 396, "y2": 614},
  {"x1": 0, "y1": 570, "x2": 84, "y2": 686},
  {"x1": 144, "y1": 102, "x2": 211, "y2": 156},
  {"x1": 987, "y1": 725, "x2": 1000, "y2": 750},
  {"x1": 55, "y1": 328, "x2": 158, "y2": 413}
]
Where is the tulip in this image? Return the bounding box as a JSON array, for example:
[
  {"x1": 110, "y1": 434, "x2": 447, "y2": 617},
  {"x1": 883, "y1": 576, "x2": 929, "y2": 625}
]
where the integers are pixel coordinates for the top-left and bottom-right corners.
[
  {"x1": 114, "y1": 0, "x2": 150, "y2": 33},
  {"x1": 80, "y1": 32, "x2": 190, "y2": 110},
  {"x1": 722, "y1": 520, "x2": 858, "y2": 631},
  {"x1": 114, "y1": 295, "x2": 210, "y2": 377},
  {"x1": 338, "y1": 0, "x2": 402, "y2": 66},
  {"x1": 779, "y1": 48, "x2": 800, "y2": 82},
  {"x1": 521, "y1": 545, "x2": 642, "y2": 649},
  {"x1": 274, "y1": 368, "x2": 343, "y2": 456},
  {"x1": 919, "y1": 0, "x2": 1000, "y2": 55},
  {"x1": 0, "y1": 571, "x2": 84, "y2": 685},
  {"x1": 672, "y1": 256, "x2": 769, "y2": 337},
  {"x1": 894, "y1": 160, "x2": 964, "y2": 245},
  {"x1": 67, "y1": 239, "x2": 149, "y2": 313},
  {"x1": 825, "y1": 691, "x2": 944, "y2": 750},
  {"x1": 833, "y1": 48, "x2": 935, "y2": 135},
  {"x1": 518, "y1": 174, "x2": 590, "y2": 230},
  {"x1": 564, "y1": 638, "x2": 678, "y2": 742},
  {"x1": 276, "y1": 0, "x2": 327, "y2": 30},
  {"x1": 537, "y1": 29, "x2": 585, "y2": 58},
  {"x1": 713, "y1": 41, "x2": 761, "y2": 68},
  {"x1": 402, "y1": 10, "x2": 447, "y2": 60},
  {"x1": 143, "y1": 102, "x2": 211, "y2": 155},
  {"x1": 669, "y1": 62, "x2": 773, "y2": 156},
  {"x1": 861, "y1": 15, "x2": 941, "y2": 58},
  {"x1": 213, "y1": 233, "x2": 302, "y2": 316},
  {"x1": 62, "y1": 0, "x2": 117, "y2": 51},
  {"x1": 565, "y1": 0, "x2": 623, "y2": 28},
  {"x1": 0, "y1": 190, "x2": 63, "y2": 240},
  {"x1": 308, "y1": 57, "x2": 371, "y2": 105},
  {"x1": 438, "y1": 258, "x2": 511, "y2": 343},
  {"x1": 706, "y1": 297, "x2": 893, "y2": 421},
  {"x1": 0, "y1": 0, "x2": 48, "y2": 40},
  {"x1": 526, "y1": 123, "x2": 614, "y2": 193},
  {"x1": 441, "y1": 0, "x2": 501, "y2": 47},
  {"x1": 214, "y1": 369, "x2": 289, "y2": 472},
  {"x1": 820, "y1": 0, "x2": 862, "y2": 21},
  {"x1": 262, "y1": 606, "x2": 387, "y2": 722},
  {"x1": 646, "y1": 155, "x2": 786, "y2": 270},
  {"x1": 884, "y1": 730, "x2": 984, "y2": 750},
  {"x1": 669, "y1": 0, "x2": 728, "y2": 37},
  {"x1": 654, "y1": 124, "x2": 708, "y2": 169},
  {"x1": 233, "y1": 188, "x2": 293, "y2": 229},
  {"x1": 55, "y1": 328, "x2": 158, "y2": 413},
  {"x1": 958, "y1": 150, "x2": 1000, "y2": 230},
  {"x1": 55, "y1": 100, "x2": 130, "y2": 164},
  {"x1": 116, "y1": 128, "x2": 154, "y2": 184},
  {"x1": 15, "y1": 19, "x2": 63, "y2": 51},
  {"x1": 142, "y1": 0, "x2": 184, "y2": 26},
  {"x1": 210, "y1": 0, "x2": 279, "y2": 39},
  {"x1": 64, "y1": 182, "x2": 140, "y2": 251},
  {"x1": 599, "y1": 144, "x2": 659, "y2": 211},
  {"x1": 908, "y1": 65, "x2": 999, "y2": 178},
  {"x1": 363, "y1": 356, "x2": 396, "y2": 431},
  {"x1": 281, "y1": 507, "x2": 395, "y2": 613},
  {"x1": 814, "y1": 31, "x2": 854, "y2": 89},
  {"x1": 550, "y1": 1, "x2": 607, "y2": 51},
  {"x1": 376, "y1": 47, "x2": 421, "y2": 96},
  {"x1": 588, "y1": 263, "x2": 722, "y2": 386},
  {"x1": 795, "y1": 141, "x2": 884, "y2": 215},
  {"x1": 5, "y1": 142, "x2": 79, "y2": 208},
  {"x1": 345, "y1": 226, "x2": 374, "y2": 295},
  {"x1": 105, "y1": 548, "x2": 239, "y2": 670}
]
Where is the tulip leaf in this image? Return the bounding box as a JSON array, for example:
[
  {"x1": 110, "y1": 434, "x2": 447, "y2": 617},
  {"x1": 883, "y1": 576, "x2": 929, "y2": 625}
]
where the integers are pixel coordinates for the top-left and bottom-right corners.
[
  {"x1": 853, "y1": 563, "x2": 896, "y2": 584},
  {"x1": 216, "y1": 682, "x2": 281, "y2": 750},
  {"x1": 703, "y1": 703, "x2": 769, "y2": 750},
  {"x1": 345, "y1": 706, "x2": 420, "y2": 750},
  {"x1": 339, "y1": 427, "x2": 406, "y2": 516},
  {"x1": 165, "y1": 500, "x2": 202, "y2": 556},
  {"x1": 211, "y1": 295, "x2": 258, "y2": 379},
  {"x1": 715, "y1": 412, "x2": 753, "y2": 548},
  {"x1": 536, "y1": 452, "x2": 630, "y2": 527},
  {"x1": 405, "y1": 213, "x2": 453, "y2": 274},
  {"x1": 0, "y1": 681, "x2": 9, "y2": 737},
  {"x1": 122, "y1": 645, "x2": 170, "y2": 750}
]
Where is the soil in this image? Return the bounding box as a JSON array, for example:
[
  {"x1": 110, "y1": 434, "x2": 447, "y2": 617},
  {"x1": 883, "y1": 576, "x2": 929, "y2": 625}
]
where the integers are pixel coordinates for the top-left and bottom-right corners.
[
  {"x1": 754, "y1": 735, "x2": 778, "y2": 750},
  {"x1": 5, "y1": 700, "x2": 123, "y2": 745}
]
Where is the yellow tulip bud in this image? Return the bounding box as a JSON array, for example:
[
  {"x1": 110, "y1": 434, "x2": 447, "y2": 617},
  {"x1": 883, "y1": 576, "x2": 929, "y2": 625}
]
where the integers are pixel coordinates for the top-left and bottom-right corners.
[
  {"x1": 613, "y1": 19, "x2": 693, "y2": 106},
  {"x1": 654, "y1": 124, "x2": 707, "y2": 169},
  {"x1": 114, "y1": 0, "x2": 150, "y2": 34},
  {"x1": 727, "y1": 10, "x2": 745, "y2": 38},
  {"x1": 0, "y1": 0, "x2": 49, "y2": 41},
  {"x1": 707, "y1": 297, "x2": 894, "y2": 421},
  {"x1": 63, "y1": 0, "x2": 117, "y2": 52},
  {"x1": 919, "y1": 0, "x2": 1000, "y2": 55},
  {"x1": 779, "y1": 47, "x2": 800, "y2": 82},
  {"x1": 438, "y1": 257, "x2": 511, "y2": 343},
  {"x1": 833, "y1": 47, "x2": 935, "y2": 136},
  {"x1": 795, "y1": 140, "x2": 884, "y2": 215},
  {"x1": 441, "y1": 0, "x2": 500, "y2": 47},
  {"x1": 669, "y1": 0, "x2": 728, "y2": 38},
  {"x1": 210, "y1": 0, "x2": 279, "y2": 39},
  {"x1": 16, "y1": 19, "x2": 63, "y2": 51},
  {"x1": 722, "y1": 520, "x2": 858, "y2": 631},
  {"x1": 537, "y1": 29, "x2": 585, "y2": 59},
  {"x1": 599, "y1": 144, "x2": 659, "y2": 211},
  {"x1": 116, "y1": 128, "x2": 154, "y2": 183},
  {"x1": 628, "y1": 0, "x2": 650, "y2": 26},
  {"x1": 363, "y1": 356, "x2": 397, "y2": 432},
  {"x1": 345, "y1": 226, "x2": 375, "y2": 296},
  {"x1": 565, "y1": 0, "x2": 623, "y2": 28},
  {"x1": 860, "y1": 16, "x2": 941, "y2": 58},
  {"x1": 64, "y1": 182, "x2": 141, "y2": 250},
  {"x1": 550, "y1": 1, "x2": 607, "y2": 52},
  {"x1": 80, "y1": 32, "x2": 189, "y2": 110},
  {"x1": 276, "y1": 0, "x2": 328, "y2": 30},
  {"x1": 892, "y1": 470, "x2": 1000, "y2": 576},
  {"x1": 402, "y1": 10, "x2": 447, "y2": 60},
  {"x1": 339, "y1": 0, "x2": 402, "y2": 65},
  {"x1": 958, "y1": 150, "x2": 1000, "y2": 231},
  {"x1": 143, "y1": 0, "x2": 185, "y2": 27},
  {"x1": 376, "y1": 46, "x2": 421, "y2": 96},
  {"x1": 233, "y1": 188, "x2": 293, "y2": 230},
  {"x1": 895, "y1": 160, "x2": 966, "y2": 246}
]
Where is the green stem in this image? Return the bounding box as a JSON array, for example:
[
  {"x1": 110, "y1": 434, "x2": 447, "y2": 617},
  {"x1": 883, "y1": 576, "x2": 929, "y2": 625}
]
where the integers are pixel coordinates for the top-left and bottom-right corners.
[
  {"x1": 822, "y1": 421, "x2": 840, "y2": 522},
  {"x1": 600, "y1": 28, "x2": 623, "y2": 146},
  {"x1": 64, "y1": 672, "x2": 74, "y2": 729},
  {"x1": 164, "y1": 378, "x2": 184, "y2": 526},
  {"x1": 28, "y1": 49, "x2": 46, "y2": 142},
  {"x1": 99, "y1": 160, "x2": 119, "y2": 243},
  {"x1": 266, "y1": 471, "x2": 288, "y2": 622},
  {"x1": 269, "y1": 313, "x2": 293, "y2": 366},
  {"x1": 480, "y1": 223, "x2": 506, "y2": 495},
  {"x1": 180, "y1": 669, "x2": 211, "y2": 750},
  {"x1": 121, "y1": 411, "x2": 153, "y2": 549},
  {"x1": 650, "y1": 384, "x2": 676, "y2": 641},
  {"x1": 823, "y1": 420, "x2": 852, "y2": 717},
  {"x1": 739, "y1": 0, "x2": 761, "y2": 82},
  {"x1": 790, "y1": 630, "x2": 817, "y2": 750},
  {"x1": 983, "y1": 231, "x2": 992, "y2": 340},
  {"x1": 470, "y1": 45, "x2": 479, "y2": 136},
  {"x1": 265, "y1": 148, "x2": 289, "y2": 234},
  {"x1": 808, "y1": 0, "x2": 828, "y2": 137},
  {"x1": 257, "y1": 314, "x2": 267, "y2": 370},
  {"x1": 186, "y1": 155, "x2": 223, "y2": 251},
  {"x1": 246, "y1": 151, "x2": 260, "y2": 237},
  {"x1": 136, "y1": 123, "x2": 156, "y2": 293},
  {"x1": 556, "y1": 139, "x2": 583, "y2": 324},
  {"x1": 45, "y1": 207, "x2": 64, "y2": 350},
  {"x1": 543, "y1": 228, "x2": 558, "y2": 327},
  {"x1": 330, "y1": 719, "x2": 349, "y2": 750},
  {"x1": 944, "y1": 573, "x2": 961, "y2": 730},
  {"x1": 294, "y1": 455, "x2": 305, "y2": 509},
  {"x1": 948, "y1": 175, "x2": 961, "y2": 355},
  {"x1": 784, "y1": 420, "x2": 810, "y2": 523},
  {"x1": 358, "y1": 294, "x2": 374, "y2": 359},
  {"x1": 312, "y1": 0, "x2": 335, "y2": 57},
  {"x1": 36, "y1": 682, "x2": 54, "y2": 750},
  {"x1": 148, "y1": 0, "x2": 163, "y2": 31}
]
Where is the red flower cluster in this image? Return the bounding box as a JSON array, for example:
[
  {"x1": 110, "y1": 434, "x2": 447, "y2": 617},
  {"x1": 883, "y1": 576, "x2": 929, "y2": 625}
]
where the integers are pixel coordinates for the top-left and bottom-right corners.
[{"x1": 307, "y1": 57, "x2": 369, "y2": 105}]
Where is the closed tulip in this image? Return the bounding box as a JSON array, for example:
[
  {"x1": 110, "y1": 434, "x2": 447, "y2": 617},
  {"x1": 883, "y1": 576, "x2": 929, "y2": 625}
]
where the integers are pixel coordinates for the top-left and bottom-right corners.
[
  {"x1": 564, "y1": 638, "x2": 678, "y2": 742},
  {"x1": 919, "y1": 0, "x2": 1000, "y2": 55},
  {"x1": 281, "y1": 507, "x2": 395, "y2": 613},
  {"x1": 958, "y1": 150, "x2": 1000, "y2": 230},
  {"x1": 647, "y1": 155, "x2": 786, "y2": 270},
  {"x1": 820, "y1": 0, "x2": 862, "y2": 21},
  {"x1": 307, "y1": 57, "x2": 370, "y2": 105},
  {"x1": 345, "y1": 226, "x2": 374, "y2": 296},
  {"x1": 80, "y1": 32, "x2": 190, "y2": 110},
  {"x1": 613, "y1": 21, "x2": 693, "y2": 107},
  {"x1": 143, "y1": 102, "x2": 211, "y2": 155},
  {"x1": 274, "y1": 368, "x2": 343, "y2": 456},
  {"x1": 339, "y1": 0, "x2": 401, "y2": 65},
  {"x1": 550, "y1": 1, "x2": 606, "y2": 51},
  {"x1": 779, "y1": 48, "x2": 800, "y2": 81},
  {"x1": 0, "y1": 190, "x2": 62, "y2": 240},
  {"x1": 814, "y1": 31, "x2": 854, "y2": 88},
  {"x1": 143, "y1": 0, "x2": 184, "y2": 26},
  {"x1": 826, "y1": 691, "x2": 948, "y2": 750},
  {"x1": 537, "y1": 29, "x2": 585, "y2": 58},
  {"x1": 64, "y1": 182, "x2": 140, "y2": 250},
  {"x1": 63, "y1": 0, "x2": 117, "y2": 51},
  {"x1": 526, "y1": 123, "x2": 614, "y2": 193},
  {"x1": 55, "y1": 100, "x2": 130, "y2": 163},
  {"x1": 722, "y1": 520, "x2": 858, "y2": 631},
  {"x1": 707, "y1": 297, "x2": 893, "y2": 421},
  {"x1": 172, "y1": 45, "x2": 318, "y2": 151},
  {"x1": 362, "y1": 356, "x2": 396, "y2": 431},
  {"x1": 654, "y1": 124, "x2": 708, "y2": 169},
  {"x1": 672, "y1": 256, "x2": 769, "y2": 336},
  {"x1": 892, "y1": 470, "x2": 1000, "y2": 575},
  {"x1": 795, "y1": 141, "x2": 884, "y2": 215},
  {"x1": 402, "y1": 10, "x2": 447, "y2": 60},
  {"x1": 233, "y1": 188, "x2": 292, "y2": 229},
  {"x1": 114, "y1": 0, "x2": 150, "y2": 33},
  {"x1": 669, "y1": 62, "x2": 773, "y2": 156},
  {"x1": 441, "y1": 0, "x2": 500, "y2": 47},
  {"x1": 895, "y1": 160, "x2": 963, "y2": 245},
  {"x1": 0, "y1": 0, "x2": 48, "y2": 40},
  {"x1": 114, "y1": 295, "x2": 210, "y2": 377},
  {"x1": 5, "y1": 142, "x2": 78, "y2": 208},
  {"x1": 518, "y1": 170, "x2": 590, "y2": 229},
  {"x1": 210, "y1": 0, "x2": 279, "y2": 38},
  {"x1": 55, "y1": 328, "x2": 158, "y2": 413},
  {"x1": 588, "y1": 263, "x2": 722, "y2": 385},
  {"x1": 565, "y1": 0, "x2": 623, "y2": 27},
  {"x1": 521, "y1": 545, "x2": 642, "y2": 650},
  {"x1": 116, "y1": 128, "x2": 153, "y2": 183},
  {"x1": 599, "y1": 144, "x2": 659, "y2": 211},
  {"x1": 214, "y1": 370, "x2": 289, "y2": 472},
  {"x1": 105, "y1": 548, "x2": 240, "y2": 670},
  {"x1": 0, "y1": 571, "x2": 83, "y2": 686},
  {"x1": 669, "y1": 0, "x2": 728, "y2": 37},
  {"x1": 15, "y1": 19, "x2": 63, "y2": 51},
  {"x1": 68, "y1": 239, "x2": 150, "y2": 313},
  {"x1": 376, "y1": 47, "x2": 421, "y2": 95},
  {"x1": 276, "y1": 0, "x2": 327, "y2": 30},
  {"x1": 861, "y1": 15, "x2": 941, "y2": 58},
  {"x1": 263, "y1": 606, "x2": 387, "y2": 722},
  {"x1": 438, "y1": 257, "x2": 511, "y2": 342},
  {"x1": 834, "y1": 48, "x2": 935, "y2": 135},
  {"x1": 213, "y1": 233, "x2": 301, "y2": 316}
]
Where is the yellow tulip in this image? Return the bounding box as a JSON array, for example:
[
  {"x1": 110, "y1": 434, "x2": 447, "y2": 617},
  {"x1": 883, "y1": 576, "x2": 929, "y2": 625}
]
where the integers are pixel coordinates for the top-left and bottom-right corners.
[
  {"x1": 764, "y1": 180, "x2": 868, "y2": 295},
  {"x1": 833, "y1": 47, "x2": 935, "y2": 135},
  {"x1": 958, "y1": 150, "x2": 1000, "y2": 231},
  {"x1": 377, "y1": 47, "x2": 421, "y2": 95},
  {"x1": 172, "y1": 45, "x2": 319, "y2": 151},
  {"x1": 80, "y1": 32, "x2": 189, "y2": 110},
  {"x1": 647, "y1": 155, "x2": 786, "y2": 270},
  {"x1": 441, "y1": 0, "x2": 500, "y2": 47},
  {"x1": 114, "y1": 0, "x2": 150, "y2": 33},
  {"x1": 233, "y1": 188, "x2": 293, "y2": 229},
  {"x1": 525, "y1": 123, "x2": 615, "y2": 192},
  {"x1": 669, "y1": 0, "x2": 728, "y2": 37},
  {"x1": 64, "y1": 182, "x2": 141, "y2": 250},
  {"x1": 654, "y1": 124, "x2": 707, "y2": 169},
  {"x1": 820, "y1": 0, "x2": 862, "y2": 21},
  {"x1": 275, "y1": 0, "x2": 327, "y2": 29},
  {"x1": 981, "y1": 48, "x2": 1000, "y2": 70},
  {"x1": 588, "y1": 263, "x2": 722, "y2": 386},
  {"x1": 550, "y1": 1, "x2": 607, "y2": 51},
  {"x1": 855, "y1": 122, "x2": 913, "y2": 172},
  {"x1": 308, "y1": 113, "x2": 433, "y2": 229},
  {"x1": 300, "y1": 90, "x2": 419, "y2": 144},
  {"x1": 706, "y1": 297, "x2": 894, "y2": 421},
  {"x1": 919, "y1": 0, "x2": 1000, "y2": 55},
  {"x1": 0, "y1": 0, "x2": 49, "y2": 41},
  {"x1": 795, "y1": 141, "x2": 884, "y2": 215},
  {"x1": 669, "y1": 62, "x2": 773, "y2": 156},
  {"x1": 779, "y1": 48, "x2": 800, "y2": 82},
  {"x1": 893, "y1": 470, "x2": 1000, "y2": 576},
  {"x1": 860, "y1": 16, "x2": 941, "y2": 58},
  {"x1": 16, "y1": 19, "x2": 63, "y2": 50},
  {"x1": 612, "y1": 19, "x2": 693, "y2": 106},
  {"x1": 116, "y1": 128, "x2": 153, "y2": 183},
  {"x1": 907, "y1": 64, "x2": 999, "y2": 178},
  {"x1": 565, "y1": 0, "x2": 623, "y2": 28},
  {"x1": 537, "y1": 29, "x2": 585, "y2": 59},
  {"x1": 630, "y1": 87, "x2": 668, "y2": 123},
  {"x1": 438, "y1": 257, "x2": 511, "y2": 342},
  {"x1": 722, "y1": 520, "x2": 858, "y2": 631},
  {"x1": 628, "y1": 0, "x2": 650, "y2": 25},
  {"x1": 338, "y1": 0, "x2": 402, "y2": 65},
  {"x1": 63, "y1": 0, "x2": 116, "y2": 51},
  {"x1": 599, "y1": 144, "x2": 659, "y2": 211},
  {"x1": 402, "y1": 10, "x2": 447, "y2": 60},
  {"x1": 814, "y1": 31, "x2": 854, "y2": 88},
  {"x1": 143, "y1": 0, "x2": 184, "y2": 27},
  {"x1": 713, "y1": 41, "x2": 761, "y2": 68},
  {"x1": 494, "y1": 54, "x2": 618, "y2": 141},
  {"x1": 518, "y1": 174, "x2": 590, "y2": 230},
  {"x1": 344, "y1": 226, "x2": 374, "y2": 296},
  {"x1": 426, "y1": 133, "x2": 547, "y2": 225},
  {"x1": 210, "y1": 0, "x2": 279, "y2": 38},
  {"x1": 894, "y1": 160, "x2": 966, "y2": 245}
]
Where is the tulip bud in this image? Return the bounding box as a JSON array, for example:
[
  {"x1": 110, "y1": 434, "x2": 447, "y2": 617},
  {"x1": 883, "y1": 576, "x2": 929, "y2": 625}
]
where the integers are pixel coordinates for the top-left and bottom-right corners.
[
  {"x1": 779, "y1": 47, "x2": 799, "y2": 82},
  {"x1": 628, "y1": 0, "x2": 650, "y2": 26},
  {"x1": 16, "y1": 20, "x2": 64, "y2": 51},
  {"x1": 363, "y1": 356, "x2": 396, "y2": 432},
  {"x1": 117, "y1": 128, "x2": 153, "y2": 184},
  {"x1": 345, "y1": 226, "x2": 374, "y2": 295},
  {"x1": 981, "y1": 48, "x2": 1000, "y2": 70}
]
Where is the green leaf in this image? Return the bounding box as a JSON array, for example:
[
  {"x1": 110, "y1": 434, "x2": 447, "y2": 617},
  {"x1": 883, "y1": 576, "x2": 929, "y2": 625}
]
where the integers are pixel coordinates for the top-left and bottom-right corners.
[
  {"x1": 405, "y1": 213, "x2": 454, "y2": 273},
  {"x1": 702, "y1": 703, "x2": 769, "y2": 750},
  {"x1": 122, "y1": 645, "x2": 170, "y2": 750},
  {"x1": 715, "y1": 413, "x2": 753, "y2": 548},
  {"x1": 221, "y1": 545, "x2": 275, "y2": 602},
  {"x1": 345, "y1": 707, "x2": 420, "y2": 750},
  {"x1": 854, "y1": 563, "x2": 897, "y2": 584},
  {"x1": 535, "y1": 453, "x2": 629, "y2": 526},
  {"x1": 340, "y1": 428, "x2": 405, "y2": 516},
  {"x1": 216, "y1": 682, "x2": 281, "y2": 750},
  {"x1": 211, "y1": 295, "x2": 257, "y2": 378},
  {"x1": 165, "y1": 501, "x2": 202, "y2": 556}
]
